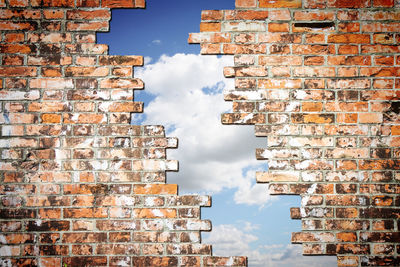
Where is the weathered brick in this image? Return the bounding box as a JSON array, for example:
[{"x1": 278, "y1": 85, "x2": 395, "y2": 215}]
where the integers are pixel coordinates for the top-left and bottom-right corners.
[
  {"x1": 328, "y1": 0, "x2": 371, "y2": 8},
  {"x1": 235, "y1": 0, "x2": 256, "y2": 7},
  {"x1": 225, "y1": 10, "x2": 268, "y2": 20},
  {"x1": 260, "y1": 0, "x2": 301, "y2": 7}
]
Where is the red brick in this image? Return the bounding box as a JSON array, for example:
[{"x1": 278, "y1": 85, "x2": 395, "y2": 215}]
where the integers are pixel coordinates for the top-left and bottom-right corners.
[
  {"x1": 66, "y1": 21, "x2": 109, "y2": 31},
  {"x1": 225, "y1": 10, "x2": 268, "y2": 20},
  {"x1": 221, "y1": 113, "x2": 266, "y2": 124},
  {"x1": 201, "y1": 10, "x2": 223, "y2": 20},
  {"x1": 268, "y1": 23, "x2": 289, "y2": 32},
  {"x1": 294, "y1": 11, "x2": 335, "y2": 21},
  {"x1": 338, "y1": 45, "x2": 359, "y2": 55},
  {"x1": 0, "y1": 21, "x2": 37, "y2": 31},
  {"x1": 260, "y1": 0, "x2": 301, "y2": 7},
  {"x1": 200, "y1": 22, "x2": 221, "y2": 32},
  {"x1": 374, "y1": 34, "x2": 395, "y2": 44},
  {"x1": 132, "y1": 257, "x2": 179, "y2": 267},
  {"x1": 328, "y1": 0, "x2": 371, "y2": 8},
  {"x1": 235, "y1": 0, "x2": 256, "y2": 8},
  {"x1": 43, "y1": 9, "x2": 64, "y2": 19},
  {"x1": 101, "y1": 0, "x2": 139, "y2": 7},
  {"x1": 204, "y1": 257, "x2": 246, "y2": 266},
  {"x1": 66, "y1": 9, "x2": 110, "y2": 20},
  {"x1": 328, "y1": 34, "x2": 370, "y2": 44},
  {"x1": 134, "y1": 184, "x2": 177, "y2": 195},
  {"x1": 373, "y1": 0, "x2": 394, "y2": 7},
  {"x1": 259, "y1": 33, "x2": 302, "y2": 43},
  {"x1": 4, "y1": 33, "x2": 24, "y2": 43},
  {"x1": 338, "y1": 22, "x2": 360, "y2": 32},
  {"x1": 99, "y1": 55, "x2": 143, "y2": 66},
  {"x1": 269, "y1": 10, "x2": 291, "y2": 20},
  {"x1": 63, "y1": 257, "x2": 107, "y2": 266}
]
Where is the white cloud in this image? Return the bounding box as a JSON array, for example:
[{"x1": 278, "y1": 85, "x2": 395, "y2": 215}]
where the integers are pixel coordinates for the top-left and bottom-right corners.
[
  {"x1": 135, "y1": 53, "x2": 269, "y2": 206},
  {"x1": 243, "y1": 221, "x2": 260, "y2": 232},
  {"x1": 151, "y1": 39, "x2": 162, "y2": 45},
  {"x1": 233, "y1": 168, "x2": 271, "y2": 207},
  {"x1": 204, "y1": 223, "x2": 338, "y2": 267},
  {"x1": 144, "y1": 56, "x2": 152, "y2": 65}
]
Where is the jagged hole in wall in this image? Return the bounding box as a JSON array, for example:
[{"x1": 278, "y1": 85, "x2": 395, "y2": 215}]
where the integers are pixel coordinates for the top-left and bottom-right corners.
[{"x1": 95, "y1": 2, "x2": 329, "y2": 267}]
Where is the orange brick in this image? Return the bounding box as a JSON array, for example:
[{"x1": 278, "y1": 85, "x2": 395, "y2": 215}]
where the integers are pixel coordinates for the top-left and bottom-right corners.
[
  {"x1": 200, "y1": 22, "x2": 221, "y2": 32},
  {"x1": 9, "y1": 0, "x2": 28, "y2": 6},
  {"x1": 201, "y1": 10, "x2": 223, "y2": 20},
  {"x1": 373, "y1": 196, "x2": 393, "y2": 206},
  {"x1": 269, "y1": 10, "x2": 291, "y2": 20},
  {"x1": 338, "y1": 45, "x2": 359, "y2": 54},
  {"x1": 42, "y1": 67, "x2": 62, "y2": 77},
  {"x1": 373, "y1": 0, "x2": 394, "y2": 6},
  {"x1": 41, "y1": 114, "x2": 61, "y2": 124},
  {"x1": 305, "y1": 34, "x2": 325, "y2": 43},
  {"x1": 337, "y1": 113, "x2": 358, "y2": 124},
  {"x1": 337, "y1": 232, "x2": 358, "y2": 242},
  {"x1": 66, "y1": 9, "x2": 110, "y2": 20},
  {"x1": 374, "y1": 56, "x2": 394, "y2": 66},
  {"x1": 294, "y1": 11, "x2": 335, "y2": 21},
  {"x1": 43, "y1": 9, "x2": 64, "y2": 19},
  {"x1": 292, "y1": 113, "x2": 334, "y2": 124},
  {"x1": 328, "y1": 34, "x2": 370, "y2": 44},
  {"x1": 64, "y1": 208, "x2": 107, "y2": 218},
  {"x1": 38, "y1": 209, "x2": 61, "y2": 219},
  {"x1": 302, "y1": 102, "x2": 323, "y2": 112},
  {"x1": 391, "y1": 126, "x2": 400, "y2": 135},
  {"x1": 268, "y1": 23, "x2": 289, "y2": 32},
  {"x1": 260, "y1": 0, "x2": 301, "y2": 8},
  {"x1": 225, "y1": 10, "x2": 268, "y2": 20},
  {"x1": 134, "y1": 209, "x2": 177, "y2": 219},
  {"x1": 101, "y1": 0, "x2": 136, "y2": 7},
  {"x1": 329, "y1": 0, "x2": 371, "y2": 8},
  {"x1": 0, "y1": 66, "x2": 36, "y2": 76},
  {"x1": 338, "y1": 22, "x2": 360, "y2": 32},
  {"x1": 359, "y1": 113, "x2": 383, "y2": 123},
  {"x1": 4, "y1": 33, "x2": 24, "y2": 42},
  {"x1": 63, "y1": 113, "x2": 106, "y2": 124},
  {"x1": 235, "y1": 0, "x2": 256, "y2": 7},
  {"x1": 65, "y1": 66, "x2": 109, "y2": 77},
  {"x1": 134, "y1": 184, "x2": 177, "y2": 195},
  {"x1": 373, "y1": 33, "x2": 395, "y2": 44},
  {"x1": 31, "y1": 0, "x2": 75, "y2": 7}
]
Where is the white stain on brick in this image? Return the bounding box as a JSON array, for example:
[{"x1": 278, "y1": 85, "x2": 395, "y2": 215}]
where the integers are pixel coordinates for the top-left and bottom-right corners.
[
  {"x1": 0, "y1": 246, "x2": 12, "y2": 256},
  {"x1": 224, "y1": 22, "x2": 266, "y2": 32},
  {"x1": 116, "y1": 195, "x2": 134, "y2": 206},
  {"x1": 91, "y1": 160, "x2": 108, "y2": 170},
  {"x1": 152, "y1": 209, "x2": 164, "y2": 217},
  {"x1": 301, "y1": 183, "x2": 317, "y2": 217},
  {"x1": 237, "y1": 113, "x2": 254, "y2": 124},
  {"x1": 0, "y1": 259, "x2": 12, "y2": 267}
]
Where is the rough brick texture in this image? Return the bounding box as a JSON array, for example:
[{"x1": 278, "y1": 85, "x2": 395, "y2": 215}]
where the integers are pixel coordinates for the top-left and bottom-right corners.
[
  {"x1": 0, "y1": 1, "x2": 247, "y2": 266},
  {"x1": 190, "y1": 0, "x2": 400, "y2": 266}
]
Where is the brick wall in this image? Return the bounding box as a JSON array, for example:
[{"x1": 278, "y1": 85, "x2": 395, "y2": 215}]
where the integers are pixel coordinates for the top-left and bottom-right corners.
[
  {"x1": 0, "y1": 1, "x2": 246, "y2": 266},
  {"x1": 190, "y1": 0, "x2": 400, "y2": 266}
]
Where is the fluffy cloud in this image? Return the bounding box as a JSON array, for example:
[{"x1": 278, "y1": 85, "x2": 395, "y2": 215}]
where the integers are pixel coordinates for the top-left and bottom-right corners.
[
  {"x1": 135, "y1": 53, "x2": 269, "y2": 206},
  {"x1": 204, "y1": 223, "x2": 338, "y2": 267}
]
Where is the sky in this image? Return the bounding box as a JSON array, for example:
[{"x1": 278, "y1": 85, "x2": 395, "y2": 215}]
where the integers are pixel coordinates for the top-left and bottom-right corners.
[{"x1": 97, "y1": 1, "x2": 337, "y2": 266}]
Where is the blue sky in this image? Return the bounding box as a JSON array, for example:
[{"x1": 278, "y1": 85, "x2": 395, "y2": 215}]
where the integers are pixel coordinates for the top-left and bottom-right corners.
[{"x1": 98, "y1": 1, "x2": 337, "y2": 266}]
